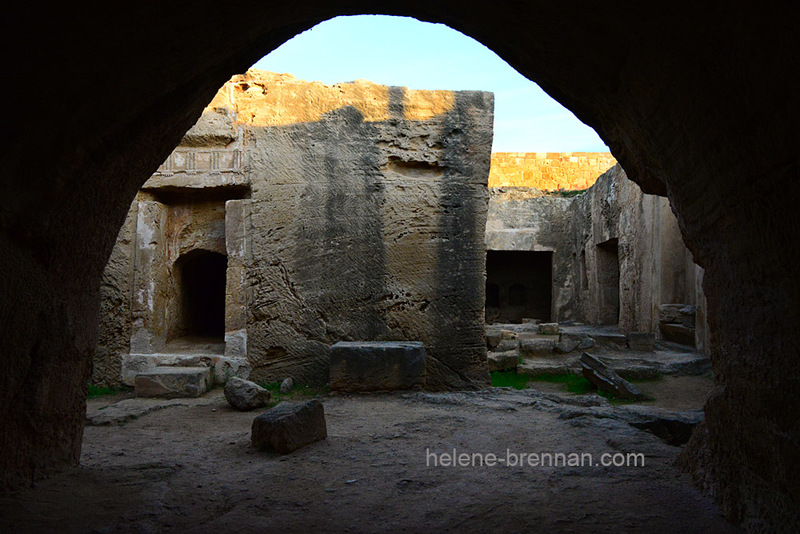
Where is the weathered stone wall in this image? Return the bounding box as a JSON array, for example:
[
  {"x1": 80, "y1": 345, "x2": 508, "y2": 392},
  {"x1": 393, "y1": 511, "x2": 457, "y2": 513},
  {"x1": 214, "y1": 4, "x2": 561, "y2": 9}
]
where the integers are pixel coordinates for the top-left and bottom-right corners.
[
  {"x1": 95, "y1": 70, "x2": 493, "y2": 390},
  {"x1": 92, "y1": 202, "x2": 138, "y2": 387},
  {"x1": 486, "y1": 165, "x2": 703, "y2": 335},
  {"x1": 489, "y1": 152, "x2": 617, "y2": 190}
]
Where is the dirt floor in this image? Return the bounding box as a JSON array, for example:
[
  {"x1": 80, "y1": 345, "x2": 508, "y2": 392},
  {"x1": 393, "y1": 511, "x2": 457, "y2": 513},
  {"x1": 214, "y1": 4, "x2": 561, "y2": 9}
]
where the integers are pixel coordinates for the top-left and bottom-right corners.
[{"x1": 0, "y1": 383, "x2": 736, "y2": 533}]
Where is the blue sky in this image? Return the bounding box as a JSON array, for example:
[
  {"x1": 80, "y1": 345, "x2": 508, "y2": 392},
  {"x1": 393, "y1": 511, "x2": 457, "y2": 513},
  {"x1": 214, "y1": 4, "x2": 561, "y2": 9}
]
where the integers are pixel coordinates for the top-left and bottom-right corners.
[{"x1": 250, "y1": 15, "x2": 608, "y2": 153}]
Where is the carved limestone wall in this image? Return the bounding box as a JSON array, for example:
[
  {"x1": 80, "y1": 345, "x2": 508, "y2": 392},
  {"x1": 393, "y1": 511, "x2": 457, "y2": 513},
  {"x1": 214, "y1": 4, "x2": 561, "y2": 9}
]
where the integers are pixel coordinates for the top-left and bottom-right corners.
[{"x1": 94, "y1": 70, "x2": 493, "y2": 390}]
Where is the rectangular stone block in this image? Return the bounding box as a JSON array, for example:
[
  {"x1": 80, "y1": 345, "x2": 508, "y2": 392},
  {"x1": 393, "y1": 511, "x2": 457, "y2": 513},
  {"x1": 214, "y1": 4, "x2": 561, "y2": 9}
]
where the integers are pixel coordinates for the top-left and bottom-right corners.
[
  {"x1": 518, "y1": 338, "x2": 556, "y2": 358},
  {"x1": 134, "y1": 366, "x2": 212, "y2": 398},
  {"x1": 538, "y1": 323, "x2": 560, "y2": 335},
  {"x1": 329, "y1": 341, "x2": 426, "y2": 392},
  {"x1": 488, "y1": 350, "x2": 519, "y2": 372},
  {"x1": 251, "y1": 400, "x2": 327, "y2": 454},
  {"x1": 659, "y1": 324, "x2": 696, "y2": 346},
  {"x1": 626, "y1": 332, "x2": 655, "y2": 352}
]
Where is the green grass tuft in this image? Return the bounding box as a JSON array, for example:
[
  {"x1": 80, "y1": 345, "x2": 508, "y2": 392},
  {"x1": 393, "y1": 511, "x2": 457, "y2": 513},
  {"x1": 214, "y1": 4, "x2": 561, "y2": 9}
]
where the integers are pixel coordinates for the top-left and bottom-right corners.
[
  {"x1": 490, "y1": 371, "x2": 532, "y2": 390},
  {"x1": 530, "y1": 373, "x2": 595, "y2": 394},
  {"x1": 547, "y1": 188, "x2": 588, "y2": 198},
  {"x1": 257, "y1": 381, "x2": 329, "y2": 407},
  {"x1": 87, "y1": 384, "x2": 127, "y2": 399}
]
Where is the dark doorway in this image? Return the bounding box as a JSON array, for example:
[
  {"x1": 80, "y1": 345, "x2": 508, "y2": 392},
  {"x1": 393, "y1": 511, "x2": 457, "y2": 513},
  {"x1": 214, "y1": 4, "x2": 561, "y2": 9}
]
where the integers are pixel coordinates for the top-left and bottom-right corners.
[
  {"x1": 486, "y1": 250, "x2": 552, "y2": 324},
  {"x1": 174, "y1": 249, "x2": 227, "y2": 339},
  {"x1": 596, "y1": 239, "x2": 620, "y2": 325}
]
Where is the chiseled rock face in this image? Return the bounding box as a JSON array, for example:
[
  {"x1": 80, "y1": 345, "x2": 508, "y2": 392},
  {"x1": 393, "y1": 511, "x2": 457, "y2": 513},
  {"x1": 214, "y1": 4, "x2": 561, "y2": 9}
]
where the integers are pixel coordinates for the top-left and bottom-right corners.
[
  {"x1": 229, "y1": 71, "x2": 493, "y2": 390},
  {"x1": 329, "y1": 341, "x2": 426, "y2": 392},
  {"x1": 251, "y1": 400, "x2": 327, "y2": 454},
  {"x1": 224, "y1": 377, "x2": 270, "y2": 411}
]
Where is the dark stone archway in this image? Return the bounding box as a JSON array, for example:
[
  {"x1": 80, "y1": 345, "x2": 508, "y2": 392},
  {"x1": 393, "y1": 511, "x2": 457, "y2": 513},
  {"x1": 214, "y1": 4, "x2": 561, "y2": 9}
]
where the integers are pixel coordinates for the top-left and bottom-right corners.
[{"x1": 1, "y1": 2, "x2": 798, "y2": 529}]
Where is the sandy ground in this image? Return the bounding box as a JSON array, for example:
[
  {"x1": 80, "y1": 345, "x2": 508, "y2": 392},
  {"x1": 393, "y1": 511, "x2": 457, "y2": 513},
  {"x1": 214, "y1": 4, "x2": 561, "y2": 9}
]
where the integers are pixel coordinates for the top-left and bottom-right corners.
[{"x1": 0, "y1": 384, "x2": 735, "y2": 533}]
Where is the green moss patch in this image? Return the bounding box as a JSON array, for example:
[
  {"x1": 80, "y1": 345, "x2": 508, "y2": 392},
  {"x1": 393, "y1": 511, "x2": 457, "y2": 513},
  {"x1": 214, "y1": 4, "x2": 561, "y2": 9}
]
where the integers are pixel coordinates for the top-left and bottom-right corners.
[
  {"x1": 87, "y1": 384, "x2": 129, "y2": 399},
  {"x1": 258, "y1": 381, "x2": 329, "y2": 407},
  {"x1": 490, "y1": 371, "x2": 532, "y2": 390},
  {"x1": 530, "y1": 373, "x2": 595, "y2": 394}
]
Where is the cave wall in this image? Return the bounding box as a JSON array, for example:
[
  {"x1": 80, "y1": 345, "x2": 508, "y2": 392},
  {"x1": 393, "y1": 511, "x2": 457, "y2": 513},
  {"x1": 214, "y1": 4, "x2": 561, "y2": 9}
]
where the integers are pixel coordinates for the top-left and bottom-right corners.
[{"x1": 2, "y1": 2, "x2": 798, "y2": 530}]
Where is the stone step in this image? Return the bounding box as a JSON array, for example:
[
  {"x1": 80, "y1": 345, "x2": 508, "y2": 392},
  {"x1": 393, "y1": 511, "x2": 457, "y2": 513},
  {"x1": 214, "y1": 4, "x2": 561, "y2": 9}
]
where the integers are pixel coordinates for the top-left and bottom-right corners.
[
  {"x1": 122, "y1": 353, "x2": 251, "y2": 386},
  {"x1": 134, "y1": 366, "x2": 213, "y2": 398},
  {"x1": 659, "y1": 323, "x2": 696, "y2": 346}
]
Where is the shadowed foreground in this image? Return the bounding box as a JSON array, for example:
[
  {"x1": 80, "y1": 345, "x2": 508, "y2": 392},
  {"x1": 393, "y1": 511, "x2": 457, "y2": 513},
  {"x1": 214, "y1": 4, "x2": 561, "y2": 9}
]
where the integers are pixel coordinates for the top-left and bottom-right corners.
[{"x1": 0, "y1": 390, "x2": 734, "y2": 533}]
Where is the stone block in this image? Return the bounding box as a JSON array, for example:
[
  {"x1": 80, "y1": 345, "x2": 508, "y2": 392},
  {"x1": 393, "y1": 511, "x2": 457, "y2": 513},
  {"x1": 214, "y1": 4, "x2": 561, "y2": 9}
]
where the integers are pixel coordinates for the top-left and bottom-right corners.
[
  {"x1": 488, "y1": 350, "x2": 519, "y2": 372},
  {"x1": 329, "y1": 341, "x2": 426, "y2": 392},
  {"x1": 501, "y1": 329, "x2": 519, "y2": 340},
  {"x1": 580, "y1": 353, "x2": 646, "y2": 400},
  {"x1": 485, "y1": 330, "x2": 503, "y2": 350},
  {"x1": 134, "y1": 366, "x2": 212, "y2": 398},
  {"x1": 660, "y1": 323, "x2": 696, "y2": 346},
  {"x1": 251, "y1": 400, "x2": 327, "y2": 454},
  {"x1": 554, "y1": 336, "x2": 581, "y2": 354},
  {"x1": 519, "y1": 338, "x2": 556, "y2": 358},
  {"x1": 224, "y1": 377, "x2": 270, "y2": 411},
  {"x1": 538, "y1": 323, "x2": 560, "y2": 335},
  {"x1": 658, "y1": 304, "x2": 697, "y2": 328},
  {"x1": 494, "y1": 338, "x2": 519, "y2": 353},
  {"x1": 626, "y1": 332, "x2": 655, "y2": 352},
  {"x1": 658, "y1": 304, "x2": 685, "y2": 324}
]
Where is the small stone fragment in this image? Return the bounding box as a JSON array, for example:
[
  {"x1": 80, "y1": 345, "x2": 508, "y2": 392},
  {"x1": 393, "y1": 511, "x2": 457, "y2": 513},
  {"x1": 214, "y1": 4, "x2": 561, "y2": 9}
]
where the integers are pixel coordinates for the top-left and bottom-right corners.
[
  {"x1": 280, "y1": 377, "x2": 294, "y2": 394},
  {"x1": 538, "y1": 323, "x2": 559, "y2": 335},
  {"x1": 485, "y1": 330, "x2": 503, "y2": 350},
  {"x1": 251, "y1": 400, "x2": 328, "y2": 454},
  {"x1": 500, "y1": 330, "x2": 519, "y2": 340},
  {"x1": 224, "y1": 377, "x2": 271, "y2": 411}
]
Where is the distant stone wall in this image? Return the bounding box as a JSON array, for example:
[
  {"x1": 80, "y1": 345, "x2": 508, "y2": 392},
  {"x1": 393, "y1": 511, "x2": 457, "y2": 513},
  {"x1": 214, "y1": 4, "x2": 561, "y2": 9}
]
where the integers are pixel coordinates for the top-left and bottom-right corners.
[
  {"x1": 489, "y1": 152, "x2": 617, "y2": 190},
  {"x1": 486, "y1": 165, "x2": 708, "y2": 345}
]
